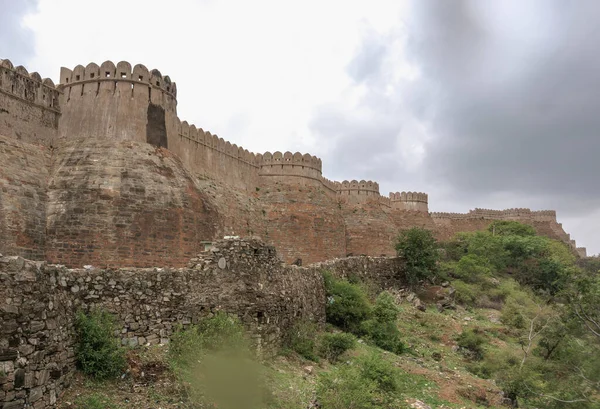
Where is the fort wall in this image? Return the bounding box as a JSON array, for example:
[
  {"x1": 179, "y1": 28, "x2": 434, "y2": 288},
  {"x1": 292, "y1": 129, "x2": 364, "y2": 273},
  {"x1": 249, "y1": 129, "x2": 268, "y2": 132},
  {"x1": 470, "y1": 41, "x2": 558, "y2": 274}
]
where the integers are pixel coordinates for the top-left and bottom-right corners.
[
  {"x1": 336, "y1": 180, "x2": 380, "y2": 205},
  {"x1": 169, "y1": 118, "x2": 261, "y2": 190},
  {"x1": 0, "y1": 59, "x2": 60, "y2": 145},
  {"x1": 0, "y1": 57, "x2": 588, "y2": 265},
  {"x1": 45, "y1": 139, "x2": 221, "y2": 268},
  {"x1": 0, "y1": 240, "x2": 327, "y2": 408},
  {"x1": 58, "y1": 61, "x2": 176, "y2": 148},
  {"x1": 0, "y1": 135, "x2": 49, "y2": 261},
  {"x1": 390, "y1": 191, "x2": 429, "y2": 212}
]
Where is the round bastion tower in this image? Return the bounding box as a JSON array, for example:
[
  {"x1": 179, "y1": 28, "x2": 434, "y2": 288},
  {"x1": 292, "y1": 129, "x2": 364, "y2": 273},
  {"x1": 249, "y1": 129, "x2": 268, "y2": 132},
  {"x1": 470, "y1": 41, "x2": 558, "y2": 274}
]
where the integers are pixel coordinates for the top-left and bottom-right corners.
[{"x1": 57, "y1": 61, "x2": 177, "y2": 147}]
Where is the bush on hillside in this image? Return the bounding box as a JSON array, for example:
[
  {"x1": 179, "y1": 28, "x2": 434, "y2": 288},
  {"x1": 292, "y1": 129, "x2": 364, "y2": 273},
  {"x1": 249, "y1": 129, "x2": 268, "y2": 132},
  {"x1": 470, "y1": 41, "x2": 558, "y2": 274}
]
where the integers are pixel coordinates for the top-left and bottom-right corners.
[
  {"x1": 316, "y1": 352, "x2": 399, "y2": 409},
  {"x1": 74, "y1": 309, "x2": 126, "y2": 380},
  {"x1": 456, "y1": 328, "x2": 487, "y2": 361},
  {"x1": 361, "y1": 292, "x2": 404, "y2": 354},
  {"x1": 284, "y1": 320, "x2": 320, "y2": 361},
  {"x1": 395, "y1": 227, "x2": 440, "y2": 287},
  {"x1": 323, "y1": 271, "x2": 372, "y2": 334},
  {"x1": 318, "y1": 332, "x2": 356, "y2": 363}
]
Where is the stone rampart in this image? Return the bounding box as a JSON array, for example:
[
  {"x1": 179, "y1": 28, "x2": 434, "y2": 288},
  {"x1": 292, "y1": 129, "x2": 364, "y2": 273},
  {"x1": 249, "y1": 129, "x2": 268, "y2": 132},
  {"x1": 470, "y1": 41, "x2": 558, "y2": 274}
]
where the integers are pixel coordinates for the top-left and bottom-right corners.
[
  {"x1": 336, "y1": 180, "x2": 380, "y2": 205},
  {"x1": 169, "y1": 118, "x2": 261, "y2": 190},
  {"x1": 0, "y1": 239, "x2": 326, "y2": 408},
  {"x1": 390, "y1": 191, "x2": 429, "y2": 212},
  {"x1": 0, "y1": 59, "x2": 60, "y2": 145},
  {"x1": 58, "y1": 61, "x2": 177, "y2": 148},
  {"x1": 0, "y1": 135, "x2": 50, "y2": 261}
]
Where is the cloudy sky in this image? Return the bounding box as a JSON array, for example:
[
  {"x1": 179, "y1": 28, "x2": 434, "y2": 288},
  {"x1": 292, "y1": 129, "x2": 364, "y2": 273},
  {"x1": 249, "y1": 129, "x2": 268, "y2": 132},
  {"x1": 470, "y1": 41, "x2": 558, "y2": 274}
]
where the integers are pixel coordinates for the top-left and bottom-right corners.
[{"x1": 1, "y1": 0, "x2": 598, "y2": 254}]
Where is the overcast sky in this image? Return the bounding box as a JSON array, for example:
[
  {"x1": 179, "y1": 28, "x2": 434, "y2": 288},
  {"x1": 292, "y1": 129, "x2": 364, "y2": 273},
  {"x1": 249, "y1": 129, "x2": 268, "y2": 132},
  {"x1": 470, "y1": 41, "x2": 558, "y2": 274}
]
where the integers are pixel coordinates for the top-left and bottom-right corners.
[{"x1": 1, "y1": 0, "x2": 597, "y2": 255}]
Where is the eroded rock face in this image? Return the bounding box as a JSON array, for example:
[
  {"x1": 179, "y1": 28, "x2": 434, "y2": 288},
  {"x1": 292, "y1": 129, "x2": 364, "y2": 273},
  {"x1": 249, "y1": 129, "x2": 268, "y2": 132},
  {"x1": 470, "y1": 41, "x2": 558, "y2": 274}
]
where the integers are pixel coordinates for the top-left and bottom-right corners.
[{"x1": 45, "y1": 139, "x2": 221, "y2": 268}]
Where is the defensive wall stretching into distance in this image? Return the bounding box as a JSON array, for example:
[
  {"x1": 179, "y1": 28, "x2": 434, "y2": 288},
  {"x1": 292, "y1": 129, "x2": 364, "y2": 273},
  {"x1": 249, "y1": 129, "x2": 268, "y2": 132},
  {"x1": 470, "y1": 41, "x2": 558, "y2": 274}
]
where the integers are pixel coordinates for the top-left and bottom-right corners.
[
  {"x1": 0, "y1": 58, "x2": 587, "y2": 258},
  {"x1": 54, "y1": 59, "x2": 433, "y2": 207}
]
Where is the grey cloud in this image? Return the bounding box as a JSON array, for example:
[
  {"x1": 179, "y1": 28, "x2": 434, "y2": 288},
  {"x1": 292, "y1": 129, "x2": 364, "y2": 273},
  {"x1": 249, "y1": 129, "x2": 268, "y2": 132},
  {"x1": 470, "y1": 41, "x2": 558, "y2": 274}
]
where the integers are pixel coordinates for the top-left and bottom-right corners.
[
  {"x1": 346, "y1": 28, "x2": 388, "y2": 83},
  {"x1": 309, "y1": 0, "x2": 599, "y2": 252},
  {"x1": 0, "y1": 0, "x2": 38, "y2": 63},
  {"x1": 408, "y1": 0, "x2": 600, "y2": 208}
]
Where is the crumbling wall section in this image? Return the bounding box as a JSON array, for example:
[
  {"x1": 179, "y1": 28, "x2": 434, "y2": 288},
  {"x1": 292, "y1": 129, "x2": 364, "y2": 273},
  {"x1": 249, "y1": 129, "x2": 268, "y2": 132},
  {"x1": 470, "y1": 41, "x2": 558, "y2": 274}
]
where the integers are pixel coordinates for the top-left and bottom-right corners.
[{"x1": 0, "y1": 239, "x2": 326, "y2": 408}]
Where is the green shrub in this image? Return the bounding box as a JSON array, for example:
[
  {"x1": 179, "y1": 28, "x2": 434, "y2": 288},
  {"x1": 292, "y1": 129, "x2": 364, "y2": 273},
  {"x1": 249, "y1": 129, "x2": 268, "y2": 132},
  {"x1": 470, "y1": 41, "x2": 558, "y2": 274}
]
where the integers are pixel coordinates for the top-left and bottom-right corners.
[
  {"x1": 449, "y1": 280, "x2": 477, "y2": 307},
  {"x1": 285, "y1": 321, "x2": 319, "y2": 361},
  {"x1": 395, "y1": 227, "x2": 440, "y2": 287},
  {"x1": 317, "y1": 363, "x2": 379, "y2": 409},
  {"x1": 318, "y1": 332, "x2": 356, "y2": 363},
  {"x1": 357, "y1": 352, "x2": 399, "y2": 393},
  {"x1": 362, "y1": 320, "x2": 405, "y2": 354},
  {"x1": 74, "y1": 309, "x2": 126, "y2": 380},
  {"x1": 371, "y1": 292, "x2": 399, "y2": 322},
  {"x1": 500, "y1": 301, "x2": 527, "y2": 329},
  {"x1": 316, "y1": 352, "x2": 399, "y2": 409},
  {"x1": 323, "y1": 272, "x2": 371, "y2": 334},
  {"x1": 456, "y1": 328, "x2": 487, "y2": 361}
]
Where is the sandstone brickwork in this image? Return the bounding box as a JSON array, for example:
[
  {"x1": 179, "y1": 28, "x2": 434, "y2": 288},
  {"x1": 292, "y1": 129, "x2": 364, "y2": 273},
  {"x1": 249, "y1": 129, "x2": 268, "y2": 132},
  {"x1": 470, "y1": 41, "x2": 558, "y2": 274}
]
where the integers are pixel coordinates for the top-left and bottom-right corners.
[
  {"x1": 0, "y1": 59, "x2": 60, "y2": 146},
  {"x1": 0, "y1": 57, "x2": 587, "y2": 265}
]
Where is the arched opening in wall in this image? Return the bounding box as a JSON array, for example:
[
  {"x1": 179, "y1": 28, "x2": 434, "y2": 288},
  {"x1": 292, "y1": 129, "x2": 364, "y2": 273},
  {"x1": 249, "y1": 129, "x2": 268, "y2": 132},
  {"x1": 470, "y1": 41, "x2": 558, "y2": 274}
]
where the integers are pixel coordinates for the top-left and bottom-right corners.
[
  {"x1": 76, "y1": 75, "x2": 81, "y2": 81},
  {"x1": 105, "y1": 72, "x2": 111, "y2": 78},
  {"x1": 120, "y1": 72, "x2": 127, "y2": 78}
]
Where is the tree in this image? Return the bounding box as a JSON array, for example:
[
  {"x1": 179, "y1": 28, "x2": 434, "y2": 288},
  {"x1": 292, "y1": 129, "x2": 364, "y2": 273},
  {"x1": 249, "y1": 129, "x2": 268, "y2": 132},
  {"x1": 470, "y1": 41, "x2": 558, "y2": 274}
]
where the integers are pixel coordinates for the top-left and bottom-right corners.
[{"x1": 395, "y1": 227, "x2": 439, "y2": 287}]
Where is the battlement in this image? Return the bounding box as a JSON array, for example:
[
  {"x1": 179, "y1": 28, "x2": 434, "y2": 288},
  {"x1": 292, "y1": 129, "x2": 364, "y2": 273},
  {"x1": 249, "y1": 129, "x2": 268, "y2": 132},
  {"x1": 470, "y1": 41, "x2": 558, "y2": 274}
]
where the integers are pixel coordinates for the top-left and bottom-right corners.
[
  {"x1": 431, "y1": 208, "x2": 557, "y2": 221},
  {"x1": 57, "y1": 60, "x2": 179, "y2": 146},
  {"x1": 59, "y1": 61, "x2": 177, "y2": 107},
  {"x1": 0, "y1": 58, "x2": 61, "y2": 145},
  {"x1": 176, "y1": 118, "x2": 259, "y2": 167},
  {"x1": 0, "y1": 58, "x2": 61, "y2": 112},
  {"x1": 335, "y1": 180, "x2": 380, "y2": 204},
  {"x1": 260, "y1": 151, "x2": 322, "y2": 172},
  {"x1": 258, "y1": 151, "x2": 325, "y2": 188},
  {"x1": 389, "y1": 191, "x2": 429, "y2": 212}
]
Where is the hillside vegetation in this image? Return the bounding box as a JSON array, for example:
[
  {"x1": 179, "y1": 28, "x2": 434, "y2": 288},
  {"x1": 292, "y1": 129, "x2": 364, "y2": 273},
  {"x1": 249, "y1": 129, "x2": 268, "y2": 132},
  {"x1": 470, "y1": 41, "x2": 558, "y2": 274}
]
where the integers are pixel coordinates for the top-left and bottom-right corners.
[{"x1": 60, "y1": 222, "x2": 599, "y2": 409}]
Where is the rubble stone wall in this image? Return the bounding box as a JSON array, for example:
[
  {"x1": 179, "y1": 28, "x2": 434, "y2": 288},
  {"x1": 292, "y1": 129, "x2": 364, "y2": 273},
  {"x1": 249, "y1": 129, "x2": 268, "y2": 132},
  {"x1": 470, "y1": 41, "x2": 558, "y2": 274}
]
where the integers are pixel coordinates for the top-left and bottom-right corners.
[{"x1": 0, "y1": 239, "x2": 327, "y2": 408}]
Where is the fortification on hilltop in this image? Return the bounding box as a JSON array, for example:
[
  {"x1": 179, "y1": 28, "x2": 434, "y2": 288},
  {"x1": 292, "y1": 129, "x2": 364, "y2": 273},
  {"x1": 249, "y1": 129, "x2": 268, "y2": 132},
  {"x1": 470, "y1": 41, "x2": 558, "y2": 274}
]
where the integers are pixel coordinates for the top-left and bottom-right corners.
[{"x1": 0, "y1": 58, "x2": 587, "y2": 267}]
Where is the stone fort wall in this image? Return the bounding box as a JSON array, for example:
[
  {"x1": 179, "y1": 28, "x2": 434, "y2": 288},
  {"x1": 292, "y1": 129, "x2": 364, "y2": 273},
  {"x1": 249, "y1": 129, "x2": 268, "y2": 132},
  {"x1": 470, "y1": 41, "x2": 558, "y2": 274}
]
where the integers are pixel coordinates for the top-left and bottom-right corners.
[
  {"x1": 0, "y1": 57, "x2": 587, "y2": 264},
  {"x1": 0, "y1": 59, "x2": 60, "y2": 146}
]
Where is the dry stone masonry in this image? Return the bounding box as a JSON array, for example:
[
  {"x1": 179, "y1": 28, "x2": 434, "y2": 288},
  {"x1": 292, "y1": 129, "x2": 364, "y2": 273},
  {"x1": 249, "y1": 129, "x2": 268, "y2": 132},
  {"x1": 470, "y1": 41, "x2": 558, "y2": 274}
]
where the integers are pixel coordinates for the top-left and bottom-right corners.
[{"x1": 0, "y1": 239, "x2": 332, "y2": 408}]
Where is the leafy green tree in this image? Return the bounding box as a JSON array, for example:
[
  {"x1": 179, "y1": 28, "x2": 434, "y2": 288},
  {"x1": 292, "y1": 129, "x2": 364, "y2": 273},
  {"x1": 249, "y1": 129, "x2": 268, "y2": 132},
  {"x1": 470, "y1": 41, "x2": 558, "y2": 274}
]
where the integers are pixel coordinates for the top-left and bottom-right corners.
[
  {"x1": 489, "y1": 220, "x2": 536, "y2": 237},
  {"x1": 395, "y1": 227, "x2": 439, "y2": 287}
]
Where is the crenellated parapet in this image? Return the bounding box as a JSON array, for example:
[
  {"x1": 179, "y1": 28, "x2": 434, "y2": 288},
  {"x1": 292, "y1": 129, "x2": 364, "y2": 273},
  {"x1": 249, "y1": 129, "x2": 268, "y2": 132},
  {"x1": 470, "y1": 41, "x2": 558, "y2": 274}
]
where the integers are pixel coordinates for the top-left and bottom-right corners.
[
  {"x1": 59, "y1": 61, "x2": 177, "y2": 110},
  {"x1": 258, "y1": 151, "x2": 324, "y2": 186},
  {"x1": 58, "y1": 61, "x2": 178, "y2": 146},
  {"x1": 0, "y1": 58, "x2": 61, "y2": 144},
  {"x1": 336, "y1": 180, "x2": 380, "y2": 204},
  {"x1": 389, "y1": 191, "x2": 429, "y2": 212},
  {"x1": 0, "y1": 58, "x2": 61, "y2": 112},
  {"x1": 261, "y1": 151, "x2": 322, "y2": 172},
  {"x1": 175, "y1": 118, "x2": 260, "y2": 167},
  {"x1": 431, "y1": 208, "x2": 557, "y2": 221}
]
